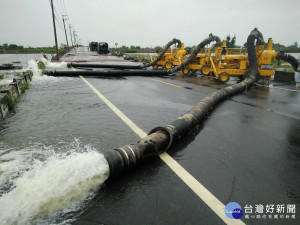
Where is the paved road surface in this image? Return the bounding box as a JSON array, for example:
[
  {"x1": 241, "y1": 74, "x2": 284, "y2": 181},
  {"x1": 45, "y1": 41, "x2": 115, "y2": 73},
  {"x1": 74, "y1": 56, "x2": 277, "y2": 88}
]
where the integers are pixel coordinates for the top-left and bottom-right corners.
[{"x1": 65, "y1": 47, "x2": 300, "y2": 225}]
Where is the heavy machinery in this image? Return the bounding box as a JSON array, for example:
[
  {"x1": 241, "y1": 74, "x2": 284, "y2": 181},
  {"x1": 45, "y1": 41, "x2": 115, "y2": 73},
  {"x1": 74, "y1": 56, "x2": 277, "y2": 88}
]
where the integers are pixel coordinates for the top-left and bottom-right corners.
[
  {"x1": 97, "y1": 42, "x2": 110, "y2": 54},
  {"x1": 150, "y1": 43, "x2": 188, "y2": 70},
  {"x1": 183, "y1": 38, "x2": 281, "y2": 84},
  {"x1": 89, "y1": 42, "x2": 98, "y2": 51},
  {"x1": 182, "y1": 41, "x2": 248, "y2": 79},
  {"x1": 181, "y1": 48, "x2": 212, "y2": 75}
]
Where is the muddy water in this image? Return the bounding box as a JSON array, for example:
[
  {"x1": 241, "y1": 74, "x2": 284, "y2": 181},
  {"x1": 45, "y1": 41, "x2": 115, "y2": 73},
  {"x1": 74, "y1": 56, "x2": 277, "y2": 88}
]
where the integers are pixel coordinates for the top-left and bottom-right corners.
[
  {"x1": 0, "y1": 54, "x2": 53, "y2": 65},
  {"x1": 0, "y1": 62, "x2": 135, "y2": 224}
]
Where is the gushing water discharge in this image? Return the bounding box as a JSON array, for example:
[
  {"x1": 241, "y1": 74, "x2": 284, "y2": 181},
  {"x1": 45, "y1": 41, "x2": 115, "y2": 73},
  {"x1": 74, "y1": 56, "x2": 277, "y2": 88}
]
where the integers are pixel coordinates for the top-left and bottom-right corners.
[
  {"x1": 0, "y1": 58, "x2": 68, "y2": 86},
  {"x1": 40, "y1": 58, "x2": 68, "y2": 69},
  {"x1": 25, "y1": 59, "x2": 71, "y2": 84},
  {"x1": 0, "y1": 145, "x2": 109, "y2": 225}
]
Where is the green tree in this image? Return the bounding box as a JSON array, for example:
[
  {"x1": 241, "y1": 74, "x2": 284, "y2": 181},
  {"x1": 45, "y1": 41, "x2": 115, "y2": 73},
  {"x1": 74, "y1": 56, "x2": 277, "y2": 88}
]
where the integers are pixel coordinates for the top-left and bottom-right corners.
[
  {"x1": 8, "y1": 44, "x2": 18, "y2": 49},
  {"x1": 293, "y1": 41, "x2": 298, "y2": 48},
  {"x1": 226, "y1": 35, "x2": 236, "y2": 48}
]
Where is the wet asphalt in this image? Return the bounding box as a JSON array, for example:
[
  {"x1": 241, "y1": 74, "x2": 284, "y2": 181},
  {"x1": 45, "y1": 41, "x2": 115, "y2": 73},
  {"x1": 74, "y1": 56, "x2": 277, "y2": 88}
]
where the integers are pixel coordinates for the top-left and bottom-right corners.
[{"x1": 57, "y1": 47, "x2": 299, "y2": 225}]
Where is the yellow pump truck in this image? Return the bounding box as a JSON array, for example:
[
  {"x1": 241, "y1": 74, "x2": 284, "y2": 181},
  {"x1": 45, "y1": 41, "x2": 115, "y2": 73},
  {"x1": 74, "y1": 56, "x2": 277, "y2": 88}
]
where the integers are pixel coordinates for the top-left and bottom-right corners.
[
  {"x1": 183, "y1": 38, "x2": 278, "y2": 83},
  {"x1": 151, "y1": 43, "x2": 188, "y2": 70},
  {"x1": 181, "y1": 48, "x2": 212, "y2": 75}
]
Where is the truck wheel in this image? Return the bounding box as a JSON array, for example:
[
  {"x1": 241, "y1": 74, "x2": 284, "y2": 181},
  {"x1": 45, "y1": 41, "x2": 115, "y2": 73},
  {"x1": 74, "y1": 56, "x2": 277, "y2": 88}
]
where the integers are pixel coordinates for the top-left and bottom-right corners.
[
  {"x1": 201, "y1": 64, "x2": 211, "y2": 75},
  {"x1": 182, "y1": 67, "x2": 190, "y2": 75},
  {"x1": 164, "y1": 61, "x2": 173, "y2": 70},
  {"x1": 218, "y1": 72, "x2": 230, "y2": 83}
]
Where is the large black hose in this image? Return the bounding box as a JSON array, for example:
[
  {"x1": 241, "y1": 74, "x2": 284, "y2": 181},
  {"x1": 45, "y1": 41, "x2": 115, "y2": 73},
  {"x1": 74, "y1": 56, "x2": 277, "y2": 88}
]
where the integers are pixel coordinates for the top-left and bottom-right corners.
[
  {"x1": 276, "y1": 51, "x2": 299, "y2": 71},
  {"x1": 171, "y1": 34, "x2": 221, "y2": 73},
  {"x1": 105, "y1": 29, "x2": 264, "y2": 178},
  {"x1": 66, "y1": 39, "x2": 181, "y2": 71},
  {"x1": 43, "y1": 69, "x2": 169, "y2": 77},
  {"x1": 141, "y1": 38, "x2": 182, "y2": 68},
  {"x1": 67, "y1": 63, "x2": 142, "y2": 70},
  {"x1": 244, "y1": 28, "x2": 265, "y2": 82}
]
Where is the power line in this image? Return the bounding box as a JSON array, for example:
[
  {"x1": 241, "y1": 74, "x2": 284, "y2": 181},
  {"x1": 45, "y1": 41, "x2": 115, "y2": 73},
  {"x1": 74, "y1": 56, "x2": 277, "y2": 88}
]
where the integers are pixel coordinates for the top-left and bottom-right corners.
[
  {"x1": 55, "y1": 0, "x2": 63, "y2": 16},
  {"x1": 49, "y1": 0, "x2": 79, "y2": 48},
  {"x1": 53, "y1": 6, "x2": 65, "y2": 32},
  {"x1": 60, "y1": 0, "x2": 68, "y2": 15},
  {"x1": 61, "y1": 0, "x2": 68, "y2": 15},
  {"x1": 54, "y1": 14, "x2": 65, "y2": 32}
]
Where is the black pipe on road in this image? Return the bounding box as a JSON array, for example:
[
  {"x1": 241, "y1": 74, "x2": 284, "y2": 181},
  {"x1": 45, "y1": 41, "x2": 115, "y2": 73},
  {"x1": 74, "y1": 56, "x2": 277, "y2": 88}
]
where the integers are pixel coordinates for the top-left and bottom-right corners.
[
  {"x1": 276, "y1": 51, "x2": 299, "y2": 71},
  {"x1": 66, "y1": 38, "x2": 182, "y2": 71},
  {"x1": 67, "y1": 63, "x2": 143, "y2": 70},
  {"x1": 43, "y1": 69, "x2": 169, "y2": 77},
  {"x1": 141, "y1": 38, "x2": 182, "y2": 68}
]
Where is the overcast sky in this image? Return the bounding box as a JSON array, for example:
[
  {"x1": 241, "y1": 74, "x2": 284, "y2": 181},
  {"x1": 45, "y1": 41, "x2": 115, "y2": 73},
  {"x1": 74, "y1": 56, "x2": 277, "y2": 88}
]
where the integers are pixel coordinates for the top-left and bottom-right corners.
[{"x1": 0, "y1": 0, "x2": 299, "y2": 48}]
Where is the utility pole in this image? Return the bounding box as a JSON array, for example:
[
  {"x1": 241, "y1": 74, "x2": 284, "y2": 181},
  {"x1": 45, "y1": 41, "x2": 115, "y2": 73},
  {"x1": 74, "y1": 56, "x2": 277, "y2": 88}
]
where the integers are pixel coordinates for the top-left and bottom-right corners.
[
  {"x1": 62, "y1": 15, "x2": 69, "y2": 52},
  {"x1": 73, "y1": 30, "x2": 76, "y2": 46},
  {"x1": 73, "y1": 31, "x2": 77, "y2": 46},
  {"x1": 50, "y1": 0, "x2": 59, "y2": 60},
  {"x1": 69, "y1": 24, "x2": 73, "y2": 47}
]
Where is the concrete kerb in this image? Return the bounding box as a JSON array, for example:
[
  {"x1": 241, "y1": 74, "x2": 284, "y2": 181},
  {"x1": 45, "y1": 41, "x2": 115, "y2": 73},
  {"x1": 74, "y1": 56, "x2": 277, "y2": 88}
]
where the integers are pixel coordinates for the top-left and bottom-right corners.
[
  {"x1": 0, "y1": 72, "x2": 32, "y2": 119},
  {"x1": 274, "y1": 71, "x2": 295, "y2": 82},
  {"x1": 0, "y1": 93, "x2": 9, "y2": 118}
]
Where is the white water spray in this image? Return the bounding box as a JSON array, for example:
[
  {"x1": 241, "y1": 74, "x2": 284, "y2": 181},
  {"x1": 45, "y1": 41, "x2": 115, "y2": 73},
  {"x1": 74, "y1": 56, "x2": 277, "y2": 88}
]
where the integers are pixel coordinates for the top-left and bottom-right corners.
[
  {"x1": 24, "y1": 59, "x2": 71, "y2": 84},
  {"x1": 40, "y1": 57, "x2": 68, "y2": 69},
  {"x1": 0, "y1": 147, "x2": 109, "y2": 225}
]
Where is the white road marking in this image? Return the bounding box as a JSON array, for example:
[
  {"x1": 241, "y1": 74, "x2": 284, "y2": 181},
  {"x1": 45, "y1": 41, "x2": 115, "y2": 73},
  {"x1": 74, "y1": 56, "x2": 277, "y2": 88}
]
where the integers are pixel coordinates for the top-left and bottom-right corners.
[
  {"x1": 78, "y1": 74, "x2": 246, "y2": 225},
  {"x1": 79, "y1": 76, "x2": 147, "y2": 138},
  {"x1": 73, "y1": 47, "x2": 79, "y2": 61},
  {"x1": 147, "y1": 78, "x2": 183, "y2": 88},
  {"x1": 159, "y1": 152, "x2": 245, "y2": 225}
]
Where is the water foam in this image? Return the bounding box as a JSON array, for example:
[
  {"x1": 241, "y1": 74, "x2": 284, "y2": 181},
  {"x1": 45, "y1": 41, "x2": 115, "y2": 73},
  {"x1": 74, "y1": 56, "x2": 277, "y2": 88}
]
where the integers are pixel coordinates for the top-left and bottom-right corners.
[
  {"x1": 0, "y1": 146, "x2": 109, "y2": 225},
  {"x1": 40, "y1": 58, "x2": 68, "y2": 69},
  {"x1": 23, "y1": 59, "x2": 71, "y2": 84}
]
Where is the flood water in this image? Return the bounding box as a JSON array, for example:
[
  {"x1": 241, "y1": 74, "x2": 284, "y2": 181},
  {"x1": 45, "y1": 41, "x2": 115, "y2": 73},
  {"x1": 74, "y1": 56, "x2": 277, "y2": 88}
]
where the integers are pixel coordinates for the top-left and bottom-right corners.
[
  {"x1": 0, "y1": 53, "x2": 53, "y2": 65},
  {"x1": 0, "y1": 60, "x2": 122, "y2": 224}
]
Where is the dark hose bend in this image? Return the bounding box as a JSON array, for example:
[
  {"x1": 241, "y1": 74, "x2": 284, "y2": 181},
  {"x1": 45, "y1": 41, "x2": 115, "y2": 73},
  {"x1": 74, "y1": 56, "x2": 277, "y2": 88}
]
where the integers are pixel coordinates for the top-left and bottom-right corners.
[
  {"x1": 169, "y1": 34, "x2": 222, "y2": 73},
  {"x1": 245, "y1": 34, "x2": 261, "y2": 82},
  {"x1": 245, "y1": 28, "x2": 266, "y2": 82},
  {"x1": 141, "y1": 38, "x2": 182, "y2": 68},
  {"x1": 276, "y1": 51, "x2": 299, "y2": 71},
  {"x1": 250, "y1": 28, "x2": 265, "y2": 46}
]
